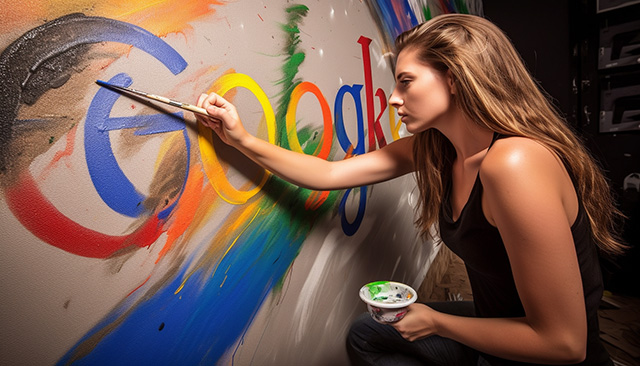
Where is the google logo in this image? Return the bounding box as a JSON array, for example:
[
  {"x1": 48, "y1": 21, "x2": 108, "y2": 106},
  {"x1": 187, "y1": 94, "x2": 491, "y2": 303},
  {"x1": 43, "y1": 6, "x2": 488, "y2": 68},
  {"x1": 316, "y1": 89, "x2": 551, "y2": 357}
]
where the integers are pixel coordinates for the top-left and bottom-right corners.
[
  {"x1": 199, "y1": 36, "x2": 402, "y2": 235},
  {"x1": 3, "y1": 15, "x2": 403, "y2": 258}
]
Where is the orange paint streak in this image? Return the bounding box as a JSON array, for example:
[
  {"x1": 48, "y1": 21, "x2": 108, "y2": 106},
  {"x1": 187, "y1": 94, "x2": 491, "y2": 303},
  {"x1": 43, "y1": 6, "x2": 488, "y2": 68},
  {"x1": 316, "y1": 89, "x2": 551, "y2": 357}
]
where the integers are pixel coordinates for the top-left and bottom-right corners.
[
  {"x1": 52, "y1": 125, "x2": 77, "y2": 162},
  {"x1": 176, "y1": 173, "x2": 220, "y2": 244},
  {"x1": 175, "y1": 198, "x2": 262, "y2": 294},
  {"x1": 155, "y1": 164, "x2": 204, "y2": 263},
  {"x1": 0, "y1": 0, "x2": 224, "y2": 40},
  {"x1": 101, "y1": 0, "x2": 224, "y2": 38},
  {"x1": 0, "y1": 2, "x2": 46, "y2": 36},
  {"x1": 39, "y1": 125, "x2": 79, "y2": 182},
  {"x1": 223, "y1": 193, "x2": 262, "y2": 235},
  {"x1": 304, "y1": 190, "x2": 330, "y2": 211}
]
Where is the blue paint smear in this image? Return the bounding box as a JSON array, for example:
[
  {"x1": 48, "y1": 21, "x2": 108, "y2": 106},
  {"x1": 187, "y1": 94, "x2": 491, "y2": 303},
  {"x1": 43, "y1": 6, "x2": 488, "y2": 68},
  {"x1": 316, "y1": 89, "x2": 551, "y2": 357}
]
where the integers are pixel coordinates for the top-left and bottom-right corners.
[
  {"x1": 85, "y1": 74, "x2": 146, "y2": 218},
  {"x1": 87, "y1": 73, "x2": 191, "y2": 220},
  {"x1": 96, "y1": 110, "x2": 185, "y2": 136},
  {"x1": 371, "y1": 0, "x2": 419, "y2": 40},
  {"x1": 58, "y1": 216, "x2": 303, "y2": 365},
  {"x1": 81, "y1": 15, "x2": 188, "y2": 219}
]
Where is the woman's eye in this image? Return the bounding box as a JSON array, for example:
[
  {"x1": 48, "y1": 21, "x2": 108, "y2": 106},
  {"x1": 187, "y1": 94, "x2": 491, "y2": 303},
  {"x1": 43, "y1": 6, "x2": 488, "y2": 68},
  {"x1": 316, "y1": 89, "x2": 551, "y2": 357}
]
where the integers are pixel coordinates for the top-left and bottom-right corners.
[{"x1": 400, "y1": 79, "x2": 411, "y2": 86}]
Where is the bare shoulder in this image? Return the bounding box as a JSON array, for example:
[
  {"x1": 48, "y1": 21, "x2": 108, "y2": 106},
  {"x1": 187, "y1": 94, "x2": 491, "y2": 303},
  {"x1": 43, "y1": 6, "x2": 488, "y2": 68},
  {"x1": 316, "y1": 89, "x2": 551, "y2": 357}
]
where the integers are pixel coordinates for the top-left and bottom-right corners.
[
  {"x1": 479, "y1": 136, "x2": 577, "y2": 225},
  {"x1": 480, "y1": 137, "x2": 565, "y2": 180}
]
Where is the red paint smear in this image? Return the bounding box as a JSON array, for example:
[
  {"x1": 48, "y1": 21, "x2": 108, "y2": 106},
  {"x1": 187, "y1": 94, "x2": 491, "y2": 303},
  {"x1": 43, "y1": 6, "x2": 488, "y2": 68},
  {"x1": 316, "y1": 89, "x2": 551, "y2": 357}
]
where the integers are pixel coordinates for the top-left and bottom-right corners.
[
  {"x1": 257, "y1": 13, "x2": 264, "y2": 21},
  {"x1": 5, "y1": 172, "x2": 164, "y2": 258},
  {"x1": 127, "y1": 274, "x2": 152, "y2": 297}
]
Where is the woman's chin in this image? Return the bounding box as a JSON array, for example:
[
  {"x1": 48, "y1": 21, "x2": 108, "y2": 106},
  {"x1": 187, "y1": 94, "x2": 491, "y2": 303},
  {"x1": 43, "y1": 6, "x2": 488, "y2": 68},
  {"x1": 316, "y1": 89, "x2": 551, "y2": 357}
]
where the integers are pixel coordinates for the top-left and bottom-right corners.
[{"x1": 404, "y1": 123, "x2": 424, "y2": 134}]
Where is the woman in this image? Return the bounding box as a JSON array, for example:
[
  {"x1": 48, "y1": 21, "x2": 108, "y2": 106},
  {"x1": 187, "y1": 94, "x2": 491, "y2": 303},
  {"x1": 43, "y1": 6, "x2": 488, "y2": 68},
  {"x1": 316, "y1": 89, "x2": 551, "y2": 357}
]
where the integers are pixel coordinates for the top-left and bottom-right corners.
[{"x1": 196, "y1": 14, "x2": 624, "y2": 366}]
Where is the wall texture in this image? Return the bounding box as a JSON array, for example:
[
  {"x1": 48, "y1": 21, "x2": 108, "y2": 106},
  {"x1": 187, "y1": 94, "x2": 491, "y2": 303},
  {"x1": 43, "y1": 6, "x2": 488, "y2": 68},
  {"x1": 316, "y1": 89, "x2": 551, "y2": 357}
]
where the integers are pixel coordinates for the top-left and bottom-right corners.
[{"x1": 0, "y1": 1, "x2": 479, "y2": 365}]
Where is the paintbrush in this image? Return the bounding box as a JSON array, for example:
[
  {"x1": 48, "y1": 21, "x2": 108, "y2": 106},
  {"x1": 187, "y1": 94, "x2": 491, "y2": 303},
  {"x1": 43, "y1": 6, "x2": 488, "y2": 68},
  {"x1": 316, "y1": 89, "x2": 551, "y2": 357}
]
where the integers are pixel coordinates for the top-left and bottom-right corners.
[{"x1": 96, "y1": 80, "x2": 209, "y2": 116}]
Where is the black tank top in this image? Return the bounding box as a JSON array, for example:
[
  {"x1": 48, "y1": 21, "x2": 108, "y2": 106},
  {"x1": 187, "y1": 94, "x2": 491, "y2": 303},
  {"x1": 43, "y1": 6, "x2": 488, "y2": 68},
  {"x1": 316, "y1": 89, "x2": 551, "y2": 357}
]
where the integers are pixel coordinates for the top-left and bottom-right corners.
[{"x1": 438, "y1": 135, "x2": 612, "y2": 366}]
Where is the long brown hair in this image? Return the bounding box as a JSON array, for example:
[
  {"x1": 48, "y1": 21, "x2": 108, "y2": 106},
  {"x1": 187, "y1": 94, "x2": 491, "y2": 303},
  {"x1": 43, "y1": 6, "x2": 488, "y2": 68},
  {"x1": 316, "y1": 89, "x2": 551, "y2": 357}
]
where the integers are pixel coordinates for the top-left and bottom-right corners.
[{"x1": 396, "y1": 14, "x2": 625, "y2": 255}]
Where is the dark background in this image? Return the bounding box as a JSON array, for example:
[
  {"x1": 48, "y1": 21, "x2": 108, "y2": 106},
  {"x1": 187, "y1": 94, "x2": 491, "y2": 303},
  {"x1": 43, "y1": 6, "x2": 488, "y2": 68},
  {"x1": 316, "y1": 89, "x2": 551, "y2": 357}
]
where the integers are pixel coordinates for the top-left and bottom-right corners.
[{"x1": 483, "y1": 0, "x2": 640, "y2": 296}]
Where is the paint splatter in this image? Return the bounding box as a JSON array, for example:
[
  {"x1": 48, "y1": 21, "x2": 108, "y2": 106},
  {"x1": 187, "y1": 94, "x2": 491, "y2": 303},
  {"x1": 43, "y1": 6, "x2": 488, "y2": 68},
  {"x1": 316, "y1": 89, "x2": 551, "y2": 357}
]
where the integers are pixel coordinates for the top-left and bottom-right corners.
[{"x1": 55, "y1": 5, "x2": 344, "y2": 364}]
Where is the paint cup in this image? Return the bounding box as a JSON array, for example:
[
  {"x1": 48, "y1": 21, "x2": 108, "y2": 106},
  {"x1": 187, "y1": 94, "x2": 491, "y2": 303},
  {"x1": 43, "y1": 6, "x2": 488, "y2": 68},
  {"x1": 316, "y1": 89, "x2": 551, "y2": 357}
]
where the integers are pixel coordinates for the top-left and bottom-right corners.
[{"x1": 359, "y1": 281, "x2": 417, "y2": 323}]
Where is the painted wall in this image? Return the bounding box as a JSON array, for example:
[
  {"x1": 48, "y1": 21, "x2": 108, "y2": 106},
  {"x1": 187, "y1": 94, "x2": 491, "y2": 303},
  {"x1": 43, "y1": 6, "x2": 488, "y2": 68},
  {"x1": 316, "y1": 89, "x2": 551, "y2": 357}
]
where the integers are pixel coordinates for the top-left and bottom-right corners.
[{"x1": 0, "y1": 1, "x2": 480, "y2": 365}]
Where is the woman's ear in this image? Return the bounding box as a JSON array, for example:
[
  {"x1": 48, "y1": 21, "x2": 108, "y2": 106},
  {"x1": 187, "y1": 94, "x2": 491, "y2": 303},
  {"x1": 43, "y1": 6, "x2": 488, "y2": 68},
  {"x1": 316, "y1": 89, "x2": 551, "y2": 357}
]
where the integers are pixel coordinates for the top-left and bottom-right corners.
[{"x1": 446, "y1": 70, "x2": 456, "y2": 94}]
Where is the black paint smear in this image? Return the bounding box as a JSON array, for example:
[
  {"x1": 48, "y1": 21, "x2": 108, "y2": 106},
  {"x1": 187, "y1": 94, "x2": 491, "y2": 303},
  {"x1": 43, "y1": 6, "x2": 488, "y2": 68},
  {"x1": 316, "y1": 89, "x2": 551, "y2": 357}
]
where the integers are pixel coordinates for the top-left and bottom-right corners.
[
  {"x1": 20, "y1": 43, "x2": 91, "y2": 105},
  {"x1": 0, "y1": 13, "x2": 129, "y2": 171},
  {"x1": 158, "y1": 322, "x2": 165, "y2": 331}
]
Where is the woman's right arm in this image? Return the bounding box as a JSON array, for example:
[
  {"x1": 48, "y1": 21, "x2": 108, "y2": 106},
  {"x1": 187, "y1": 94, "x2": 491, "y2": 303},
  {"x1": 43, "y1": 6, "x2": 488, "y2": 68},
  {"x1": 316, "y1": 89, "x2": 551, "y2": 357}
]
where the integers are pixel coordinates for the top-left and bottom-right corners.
[{"x1": 196, "y1": 92, "x2": 415, "y2": 191}]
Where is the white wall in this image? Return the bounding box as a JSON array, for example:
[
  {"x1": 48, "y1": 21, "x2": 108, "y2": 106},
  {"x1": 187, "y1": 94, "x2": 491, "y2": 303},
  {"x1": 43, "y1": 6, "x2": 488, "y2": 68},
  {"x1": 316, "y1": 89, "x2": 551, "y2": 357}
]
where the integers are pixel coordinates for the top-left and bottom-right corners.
[{"x1": 0, "y1": 1, "x2": 444, "y2": 365}]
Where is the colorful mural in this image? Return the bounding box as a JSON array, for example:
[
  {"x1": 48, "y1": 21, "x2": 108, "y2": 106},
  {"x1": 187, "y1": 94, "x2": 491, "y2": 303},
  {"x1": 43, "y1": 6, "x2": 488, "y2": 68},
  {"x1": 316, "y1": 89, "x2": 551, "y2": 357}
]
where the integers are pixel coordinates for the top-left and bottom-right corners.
[{"x1": 0, "y1": 1, "x2": 480, "y2": 365}]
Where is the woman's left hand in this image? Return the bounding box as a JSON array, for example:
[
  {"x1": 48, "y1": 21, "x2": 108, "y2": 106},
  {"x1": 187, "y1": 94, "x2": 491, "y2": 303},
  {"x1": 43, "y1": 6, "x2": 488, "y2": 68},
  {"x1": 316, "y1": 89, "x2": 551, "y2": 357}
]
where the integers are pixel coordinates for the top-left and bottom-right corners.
[{"x1": 390, "y1": 303, "x2": 438, "y2": 341}]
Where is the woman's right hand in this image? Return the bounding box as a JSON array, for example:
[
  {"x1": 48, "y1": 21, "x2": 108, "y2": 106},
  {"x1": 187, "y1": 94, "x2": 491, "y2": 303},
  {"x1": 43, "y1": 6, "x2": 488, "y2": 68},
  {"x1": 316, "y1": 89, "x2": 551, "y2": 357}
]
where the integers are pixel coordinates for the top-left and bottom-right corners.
[{"x1": 196, "y1": 92, "x2": 248, "y2": 147}]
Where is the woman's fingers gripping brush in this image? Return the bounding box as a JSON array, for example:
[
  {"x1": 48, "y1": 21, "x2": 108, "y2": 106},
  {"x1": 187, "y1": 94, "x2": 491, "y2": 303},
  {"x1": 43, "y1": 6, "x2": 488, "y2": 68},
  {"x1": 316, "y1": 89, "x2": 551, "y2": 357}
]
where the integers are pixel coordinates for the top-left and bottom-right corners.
[{"x1": 196, "y1": 92, "x2": 242, "y2": 145}]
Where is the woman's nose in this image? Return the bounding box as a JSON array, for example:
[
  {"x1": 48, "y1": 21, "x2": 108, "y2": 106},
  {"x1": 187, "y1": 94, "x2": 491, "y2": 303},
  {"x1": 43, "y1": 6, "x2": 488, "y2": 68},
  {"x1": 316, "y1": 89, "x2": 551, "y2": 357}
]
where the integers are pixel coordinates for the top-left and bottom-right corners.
[{"x1": 389, "y1": 89, "x2": 402, "y2": 107}]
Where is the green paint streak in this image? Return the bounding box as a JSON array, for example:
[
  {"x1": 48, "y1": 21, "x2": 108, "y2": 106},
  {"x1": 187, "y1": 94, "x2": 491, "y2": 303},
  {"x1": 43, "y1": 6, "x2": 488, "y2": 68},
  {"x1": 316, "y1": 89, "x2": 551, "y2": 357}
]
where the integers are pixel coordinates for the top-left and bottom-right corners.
[
  {"x1": 275, "y1": 4, "x2": 308, "y2": 150},
  {"x1": 181, "y1": 4, "x2": 344, "y2": 308},
  {"x1": 455, "y1": 0, "x2": 470, "y2": 14},
  {"x1": 422, "y1": 4, "x2": 432, "y2": 20},
  {"x1": 251, "y1": 4, "x2": 341, "y2": 293},
  {"x1": 297, "y1": 126, "x2": 320, "y2": 155},
  {"x1": 49, "y1": 136, "x2": 55, "y2": 144}
]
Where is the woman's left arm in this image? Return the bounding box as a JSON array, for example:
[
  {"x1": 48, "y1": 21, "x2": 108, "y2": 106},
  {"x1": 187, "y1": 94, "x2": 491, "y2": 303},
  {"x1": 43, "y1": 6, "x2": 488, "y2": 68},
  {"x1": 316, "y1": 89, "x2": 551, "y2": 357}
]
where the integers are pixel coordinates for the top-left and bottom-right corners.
[{"x1": 393, "y1": 137, "x2": 588, "y2": 364}]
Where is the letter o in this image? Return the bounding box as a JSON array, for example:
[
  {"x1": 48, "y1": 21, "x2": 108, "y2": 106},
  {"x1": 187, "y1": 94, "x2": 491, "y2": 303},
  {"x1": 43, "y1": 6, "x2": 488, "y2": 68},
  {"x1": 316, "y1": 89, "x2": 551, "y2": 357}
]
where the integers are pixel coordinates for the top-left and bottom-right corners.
[
  {"x1": 198, "y1": 73, "x2": 276, "y2": 204},
  {"x1": 286, "y1": 82, "x2": 333, "y2": 159}
]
